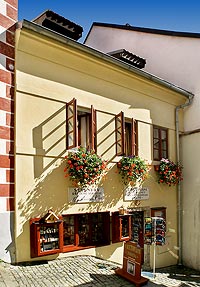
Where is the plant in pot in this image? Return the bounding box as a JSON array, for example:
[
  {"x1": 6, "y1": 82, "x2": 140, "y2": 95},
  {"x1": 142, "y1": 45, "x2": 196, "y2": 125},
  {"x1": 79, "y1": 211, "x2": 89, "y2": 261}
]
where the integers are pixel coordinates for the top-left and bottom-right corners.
[
  {"x1": 64, "y1": 147, "x2": 108, "y2": 188},
  {"x1": 156, "y1": 158, "x2": 183, "y2": 186},
  {"x1": 117, "y1": 155, "x2": 149, "y2": 186}
]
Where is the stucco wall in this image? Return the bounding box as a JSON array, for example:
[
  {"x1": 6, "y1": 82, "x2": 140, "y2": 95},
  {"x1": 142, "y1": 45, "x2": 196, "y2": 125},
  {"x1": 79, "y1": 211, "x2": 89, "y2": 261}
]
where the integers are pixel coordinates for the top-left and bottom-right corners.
[
  {"x1": 85, "y1": 25, "x2": 200, "y2": 270},
  {"x1": 181, "y1": 133, "x2": 200, "y2": 270},
  {"x1": 85, "y1": 26, "x2": 200, "y2": 132},
  {"x1": 15, "y1": 27, "x2": 187, "y2": 267}
]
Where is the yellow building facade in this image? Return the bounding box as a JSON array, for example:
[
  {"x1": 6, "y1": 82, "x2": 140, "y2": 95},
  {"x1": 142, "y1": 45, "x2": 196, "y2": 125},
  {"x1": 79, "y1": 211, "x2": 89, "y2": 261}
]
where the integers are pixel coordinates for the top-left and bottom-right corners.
[{"x1": 14, "y1": 19, "x2": 192, "y2": 268}]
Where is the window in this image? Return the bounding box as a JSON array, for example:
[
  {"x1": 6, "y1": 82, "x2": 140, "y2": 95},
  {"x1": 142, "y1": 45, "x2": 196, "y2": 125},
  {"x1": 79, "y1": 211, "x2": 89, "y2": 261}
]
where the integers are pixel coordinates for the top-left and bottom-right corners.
[
  {"x1": 112, "y1": 212, "x2": 131, "y2": 242},
  {"x1": 153, "y1": 126, "x2": 168, "y2": 160},
  {"x1": 63, "y1": 212, "x2": 110, "y2": 251},
  {"x1": 112, "y1": 211, "x2": 144, "y2": 248},
  {"x1": 115, "y1": 111, "x2": 138, "y2": 156},
  {"x1": 66, "y1": 98, "x2": 96, "y2": 150},
  {"x1": 125, "y1": 120, "x2": 137, "y2": 156}
]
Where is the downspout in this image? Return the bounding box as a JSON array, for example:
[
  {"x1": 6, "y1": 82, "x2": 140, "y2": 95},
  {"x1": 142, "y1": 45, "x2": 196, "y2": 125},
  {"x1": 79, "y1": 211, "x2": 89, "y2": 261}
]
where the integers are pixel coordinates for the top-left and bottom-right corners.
[{"x1": 175, "y1": 94, "x2": 194, "y2": 265}]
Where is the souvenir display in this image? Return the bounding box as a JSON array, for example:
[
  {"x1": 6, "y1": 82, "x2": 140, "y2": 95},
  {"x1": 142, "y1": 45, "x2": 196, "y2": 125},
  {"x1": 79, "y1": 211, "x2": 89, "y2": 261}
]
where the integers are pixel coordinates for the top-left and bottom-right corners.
[{"x1": 144, "y1": 217, "x2": 165, "y2": 245}]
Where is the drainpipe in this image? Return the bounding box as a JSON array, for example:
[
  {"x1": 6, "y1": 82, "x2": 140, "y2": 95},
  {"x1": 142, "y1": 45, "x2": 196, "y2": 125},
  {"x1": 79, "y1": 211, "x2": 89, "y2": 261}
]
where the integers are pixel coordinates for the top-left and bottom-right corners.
[{"x1": 175, "y1": 94, "x2": 194, "y2": 265}]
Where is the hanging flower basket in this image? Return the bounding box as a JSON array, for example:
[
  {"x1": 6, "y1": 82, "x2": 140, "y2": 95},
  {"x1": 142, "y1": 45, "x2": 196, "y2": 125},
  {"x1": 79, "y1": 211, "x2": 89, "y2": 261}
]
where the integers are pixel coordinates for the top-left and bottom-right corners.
[
  {"x1": 156, "y1": 158, "x2": 183, "y2": 186},
  {"x1": 117, "y1": 155, "x2": 149, "y2": 186},
  {"x1": 64, "y1": 147, "x2": 108, "y2": 188}
]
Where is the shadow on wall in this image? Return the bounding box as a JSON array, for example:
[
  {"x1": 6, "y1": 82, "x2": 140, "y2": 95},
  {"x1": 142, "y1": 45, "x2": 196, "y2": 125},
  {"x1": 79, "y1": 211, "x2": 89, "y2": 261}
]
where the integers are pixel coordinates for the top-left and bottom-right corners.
[
  {"x1": 17, "y1": 159, "x2": 123, "y2": 225},
  {"x1": 17, "y1": 105, "x2": 124, "y2": 230},
  {"x1": 32, "y1": 105, "x2": 66, "y2": 179},
  {"x1": 16, "y1": 104, "x2": 136, "y2": 261}
]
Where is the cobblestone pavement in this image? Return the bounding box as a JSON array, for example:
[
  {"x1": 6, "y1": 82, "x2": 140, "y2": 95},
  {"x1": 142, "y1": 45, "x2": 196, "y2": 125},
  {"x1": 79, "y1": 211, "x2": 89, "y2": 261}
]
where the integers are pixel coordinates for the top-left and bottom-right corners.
[{"x1": 0, "y1": 256, "x2": 199, "y2": 287}]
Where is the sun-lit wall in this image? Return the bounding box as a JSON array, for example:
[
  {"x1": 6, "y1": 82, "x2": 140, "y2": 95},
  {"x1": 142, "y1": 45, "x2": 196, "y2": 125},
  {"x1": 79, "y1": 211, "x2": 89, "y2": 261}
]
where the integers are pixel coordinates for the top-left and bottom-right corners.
[
  {"x1": 85, "y1": 25, "x2": 200, "y2": 270},
  {"x1": 15, "y1": 26, "x2": 187, "y2": 267}
]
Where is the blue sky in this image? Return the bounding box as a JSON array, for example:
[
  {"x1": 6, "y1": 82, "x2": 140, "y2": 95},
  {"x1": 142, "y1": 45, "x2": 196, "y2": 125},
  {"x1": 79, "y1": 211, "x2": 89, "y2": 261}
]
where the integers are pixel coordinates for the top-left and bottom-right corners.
[{"x1": 18, "y1": 0, "x2": 200, "y2": 42}]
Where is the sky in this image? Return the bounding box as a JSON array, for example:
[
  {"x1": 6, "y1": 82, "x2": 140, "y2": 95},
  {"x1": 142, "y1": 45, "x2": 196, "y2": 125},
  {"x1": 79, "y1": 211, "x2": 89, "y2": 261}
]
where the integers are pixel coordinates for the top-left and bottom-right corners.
[{"x1": 18, "y1": 0, "x2": 200, "y2": 42}]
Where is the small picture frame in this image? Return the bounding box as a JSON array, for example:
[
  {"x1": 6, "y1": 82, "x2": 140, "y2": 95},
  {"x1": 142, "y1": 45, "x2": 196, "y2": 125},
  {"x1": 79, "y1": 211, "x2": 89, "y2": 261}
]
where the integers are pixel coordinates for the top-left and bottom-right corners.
[{"x1": 127, "y1": 260, "x2": 135, "y2": 276}]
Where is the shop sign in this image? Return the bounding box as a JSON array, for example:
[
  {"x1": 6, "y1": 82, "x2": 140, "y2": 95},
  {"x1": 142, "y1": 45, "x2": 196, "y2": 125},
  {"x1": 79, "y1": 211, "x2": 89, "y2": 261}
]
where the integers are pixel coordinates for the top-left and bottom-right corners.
[
  {"x1": 124, "y1": 186, "x2": 149, "y2": 201},
  {"x1": 68, "y1": 187, "x2": 104, "y2": 203},
  {"x1": 124, "y1": 241, "x2": 143, "y2": 264}
]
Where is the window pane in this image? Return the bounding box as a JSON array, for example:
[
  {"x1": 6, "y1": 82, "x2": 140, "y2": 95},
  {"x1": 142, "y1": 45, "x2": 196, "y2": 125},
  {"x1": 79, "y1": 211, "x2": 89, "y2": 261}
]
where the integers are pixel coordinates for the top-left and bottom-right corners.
[
  {"x1": 78, "y1": 114, "x2": 90, "y2": 148},
  {"x1": 121, "y1": 217, "x2": 129, "y2": 238},
  {"x1": 153, "y1": 128, "x2": 159, "y2": 138},
  {"x1": 153, "y1": 126, "x2": 168, "y2": 160},
  {"x1": 40, "y1": 225, "x2": 59, "y2": 252},
  {"x1": 63, "y1": 216, "x2": 75, "y2": 246},
  {"x1": 154, "y1": 149, "x2": 159, "y2": 160},
  {"x1": 153, "y1": 139, "x2": 159, "y2": 149},
  {"x1": 125, "y1": 122, "x2": 131, "y2": 156},
  {"x1": 161, "y1": 130, "x2": 167, "y2": 140},
  {"x1": 162, "y1": 140, "x2": 167, "y2": 150},
  {"x1": 78, "y1": 214, "x2": 89, "y2": 246},
  {"x1": 162, "y1": 150, "x2": 167, "y2": 158},
  {"x1": 91, "y1": 213, "x2": 104, "y2": 244}
]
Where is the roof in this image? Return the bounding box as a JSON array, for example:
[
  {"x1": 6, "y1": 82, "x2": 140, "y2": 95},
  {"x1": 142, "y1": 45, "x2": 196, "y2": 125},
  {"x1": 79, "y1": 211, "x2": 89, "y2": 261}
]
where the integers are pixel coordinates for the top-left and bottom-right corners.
[
  {"x1": 39, "y1": 210, "x2": 60, "y2": 223},
  {"x1": 17, "y1": 19, "x2": 194, "y2": 101},
  {"x1": 32, "y1": 10, "x2": 83, "y2": 40},
  {"x1": 85, "y1": 22, "x2": 200, "y2": 41}
]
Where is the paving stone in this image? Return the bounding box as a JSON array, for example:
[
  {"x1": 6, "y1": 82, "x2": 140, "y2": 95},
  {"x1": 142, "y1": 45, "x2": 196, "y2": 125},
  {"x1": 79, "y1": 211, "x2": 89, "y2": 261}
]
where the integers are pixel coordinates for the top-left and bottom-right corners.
[{"x1": 0, "y1": 256, "x2": 199, "y2": 287}]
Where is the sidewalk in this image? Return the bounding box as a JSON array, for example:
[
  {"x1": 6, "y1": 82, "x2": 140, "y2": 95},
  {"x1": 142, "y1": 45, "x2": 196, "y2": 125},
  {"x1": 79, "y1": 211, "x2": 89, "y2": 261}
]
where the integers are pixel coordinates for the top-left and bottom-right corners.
[{"x1": 0, "y1": 255, "x2": 199, "y2": 287}]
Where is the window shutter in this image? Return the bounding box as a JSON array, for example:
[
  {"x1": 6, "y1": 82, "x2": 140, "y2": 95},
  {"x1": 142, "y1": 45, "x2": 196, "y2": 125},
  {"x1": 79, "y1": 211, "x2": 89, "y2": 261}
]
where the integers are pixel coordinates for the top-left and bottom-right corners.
[
  {"x1": 115, "y1": 112, "x2": 125, "y2": 156},
  {"x1": 112, "y1": 212, "x2": 120, "y2": 243},
  {"x1": 131, "y1": 118, "x2": 138, "y2": 156},
  {"x1": 66, "y1": 98, "x2": 78, "y2": 149},
  {"x1": 103, "y1": 212, "x2": 110, "y2": 244},
  {"x1": 90, "y1": 105, "x2": 97, "y2": 151}
]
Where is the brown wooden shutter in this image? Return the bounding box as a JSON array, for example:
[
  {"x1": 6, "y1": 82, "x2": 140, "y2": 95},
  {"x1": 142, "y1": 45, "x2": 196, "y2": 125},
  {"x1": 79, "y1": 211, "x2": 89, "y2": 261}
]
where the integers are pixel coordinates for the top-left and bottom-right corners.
[
  {"x1": 115, "y1": 112, "x2": 125, "y2": 156},
  {"x1": 131, "y1": 118, "x2": 138, "y2": 156},
  {"x1": 66, "y1": 98, "x2": 78, "y2": 149},
  {"x1": 103, "y1": 212, "x2": 110, "y2": 244},
  {"x1": 112, "y1": 212, "x2": 120, "y2": 243},
  {"x1": 90, "y1": 105, "x2": 97, "y2": 151}
]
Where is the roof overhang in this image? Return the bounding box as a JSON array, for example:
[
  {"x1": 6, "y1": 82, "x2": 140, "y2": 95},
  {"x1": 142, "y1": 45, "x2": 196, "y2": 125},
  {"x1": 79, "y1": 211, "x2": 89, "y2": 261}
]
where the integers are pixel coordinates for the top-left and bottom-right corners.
[{"x1": 16, "y1": 19, "x2": 194, "y2": 101}]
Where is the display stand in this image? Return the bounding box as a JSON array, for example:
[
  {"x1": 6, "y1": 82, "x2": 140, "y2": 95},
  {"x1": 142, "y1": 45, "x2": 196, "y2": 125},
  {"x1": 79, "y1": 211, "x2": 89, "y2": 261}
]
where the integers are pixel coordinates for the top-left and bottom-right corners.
[
  {"x1": 115, "y1": 241, "x2": 148, "y2": 287},
  {"x1": 144, "y1": 216, "x2": 166, "y2": 278},
  {"x1": 30, "y1": 210, "x2": 63, "y2": 258}
]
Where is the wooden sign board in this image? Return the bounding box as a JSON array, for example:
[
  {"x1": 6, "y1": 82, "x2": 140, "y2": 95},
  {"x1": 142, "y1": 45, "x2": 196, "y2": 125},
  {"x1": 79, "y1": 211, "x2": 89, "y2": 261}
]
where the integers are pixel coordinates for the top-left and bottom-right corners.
[
  {"x1": 115, "y1": 241, "x2": 148, "y2": 287},
  {"x1": 124, "y1": 241, "x2": 143, "y2": 264}
]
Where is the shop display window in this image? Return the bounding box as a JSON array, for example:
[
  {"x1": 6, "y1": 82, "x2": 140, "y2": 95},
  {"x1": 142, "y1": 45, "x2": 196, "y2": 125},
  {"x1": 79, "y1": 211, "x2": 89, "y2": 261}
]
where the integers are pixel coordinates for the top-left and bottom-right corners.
[
  {"x1": 30, "y1": 211, "x2": 110, "y2": 257},
  {"x1": 62, "y1": 212, "x2": 110, "y2": 252},
  {"x1": 30, "y1": 211, "x2": 63, "y2": 258},
  {"x1": 112, "y1": 211, "x2": 144, "y2": 246},
  {"x1": 112, "y1": 212, "x2": 131, "y2": 242},
  {"x1": 63, "y1": 215, "x2": 75, "y2": 246}
]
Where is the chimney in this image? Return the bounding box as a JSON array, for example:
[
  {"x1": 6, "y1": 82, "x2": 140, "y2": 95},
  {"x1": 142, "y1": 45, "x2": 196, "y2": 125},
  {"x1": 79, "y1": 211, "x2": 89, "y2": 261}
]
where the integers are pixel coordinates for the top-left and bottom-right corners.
[
  {"x1": 108, "y1": 49, "x2": 146, "y2": 69},
  {"x1": 33, "y1": 10, "x2": 83, "y2": 41}
]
